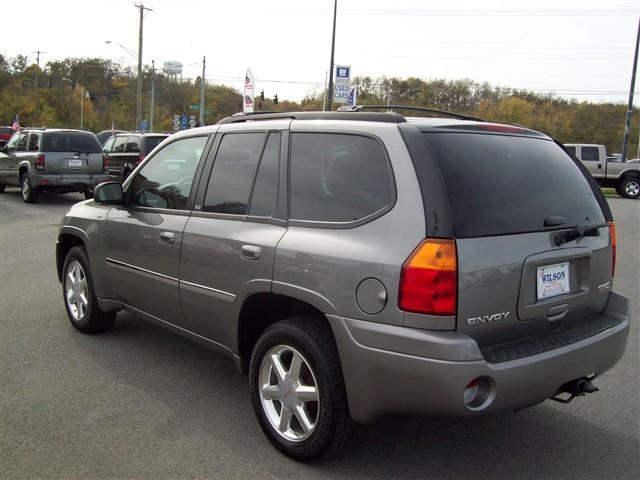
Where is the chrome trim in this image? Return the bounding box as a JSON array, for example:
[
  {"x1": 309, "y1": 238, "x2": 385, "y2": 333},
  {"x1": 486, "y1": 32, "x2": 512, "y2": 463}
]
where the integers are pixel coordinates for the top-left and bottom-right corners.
[
  {"x1": 179, "y1": 279, "x2": 236, "y2": 303},
  {"x1": 105, "y1": 257, "x2": 178, "y2": 283}
]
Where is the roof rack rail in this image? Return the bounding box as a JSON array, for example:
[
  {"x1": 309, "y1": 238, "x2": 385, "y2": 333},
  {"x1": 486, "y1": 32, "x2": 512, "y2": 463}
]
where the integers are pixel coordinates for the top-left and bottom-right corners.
[
  {"x1": 338, "y1": 104, "x2": 484, "y2": 122},
  {"x1": 217, "y1": 111, "x2": 406, "y2": 125}
]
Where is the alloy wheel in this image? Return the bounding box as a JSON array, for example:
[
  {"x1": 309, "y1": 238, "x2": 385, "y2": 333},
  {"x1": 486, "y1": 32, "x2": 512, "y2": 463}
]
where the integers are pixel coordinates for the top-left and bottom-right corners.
[{"x1": 65, "y1": 260, "x2": 89, "y2": 322}]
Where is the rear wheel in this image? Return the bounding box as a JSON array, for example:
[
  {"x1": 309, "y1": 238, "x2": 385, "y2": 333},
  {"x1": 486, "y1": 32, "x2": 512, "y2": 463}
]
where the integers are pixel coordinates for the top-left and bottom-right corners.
[
  {"x1": 62, "y1": 246, "x2": 116, "y2": 333},
  {"x1": 618, "y1": 177, "x2": 640, "y2": 199},
  {"x1": 249, "y1": 317, "x2": 358, "y2": 462},
  {"x1": 20, "y1": 172, "x2": 39, "y2": 203}
]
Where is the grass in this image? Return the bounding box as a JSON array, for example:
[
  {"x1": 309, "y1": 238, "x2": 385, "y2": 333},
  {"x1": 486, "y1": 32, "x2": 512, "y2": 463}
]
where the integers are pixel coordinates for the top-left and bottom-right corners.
[{"x1": 601, "y1": 188, "x2": 619, "y2": 198}]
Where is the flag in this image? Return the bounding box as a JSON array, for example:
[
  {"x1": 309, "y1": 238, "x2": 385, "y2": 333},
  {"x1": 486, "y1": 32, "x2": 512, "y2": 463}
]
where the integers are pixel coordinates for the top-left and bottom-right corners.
[
  {"x1": 243, "y1": 69, "x2": 255, "y2": 113},
  {"x1": 11, "y1": 115, "x2": 21, "y2": 131},
  {"x1": 347, "y1": 86, "x2": 357, "y2": 106},
  {"x1": 111, "y1": 120, "x2": 115, "y2": 135}
]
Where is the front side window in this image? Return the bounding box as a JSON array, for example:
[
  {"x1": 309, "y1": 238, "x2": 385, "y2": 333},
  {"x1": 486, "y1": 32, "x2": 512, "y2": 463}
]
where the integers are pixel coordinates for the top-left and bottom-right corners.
[
  {"x1": 6, "y1": 133, "x2": 23, "y2": 152},
  {"x1": 581, "y1": 146, "x2": 600, "y2": 161},
  {"x1": 129, "y1": 136, "x2": 208, "y2": 210},
  {"x1": 565, "y1": 146, "x2": 576, "y2": 157},
  {"x1": 289, "y1": 133, "x2": 393, "y2": 223},
  {"x1": 102, "y1": 136, "x2": 115, "y2": 152},
  {"x1": 203, "y1": 132, "x2": 266, "y2": 214}
]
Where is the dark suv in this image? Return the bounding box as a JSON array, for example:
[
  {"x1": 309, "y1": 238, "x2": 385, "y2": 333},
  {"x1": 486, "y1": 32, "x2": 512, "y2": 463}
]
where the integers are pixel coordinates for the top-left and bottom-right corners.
[
  {"x1": 56, "y1": 107, "x2": 630, "y2": 461},
  {"x1": 102, "y1": 132, "x2": 169, "y2": 180}
]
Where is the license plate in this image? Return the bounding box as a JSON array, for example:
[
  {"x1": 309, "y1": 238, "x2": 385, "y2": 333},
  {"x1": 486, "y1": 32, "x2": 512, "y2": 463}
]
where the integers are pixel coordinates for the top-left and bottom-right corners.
[
  {"x1": 68, "y1": 159, "x2": 83, "y2": 167},
  {"x1": 537, "y1": 262, "x2": 570, "y2": 300}
]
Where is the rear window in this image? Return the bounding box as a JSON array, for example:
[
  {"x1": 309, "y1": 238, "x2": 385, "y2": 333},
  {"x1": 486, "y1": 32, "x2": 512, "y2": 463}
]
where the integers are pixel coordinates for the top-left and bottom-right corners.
[
  {"x1": 0, "y1": 127, "x2": 12, "y2": 134},
  {"x1": 424, "y1": 133, "x2": 605, "y2": 238},
  {"x1": 42, "y1": 132, "x2": 101, "y2": 153},
  {"x1": 143, "y1": 136, "x2": 167, "y2": 154}
]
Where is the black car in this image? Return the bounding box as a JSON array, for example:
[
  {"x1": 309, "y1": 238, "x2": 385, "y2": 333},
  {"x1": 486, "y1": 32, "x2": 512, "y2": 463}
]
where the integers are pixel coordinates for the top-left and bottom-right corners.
[
  {"x1": 96, "y1": 130, "x2": 129, "y2": 145},
  {"x1": 102, "y1": 132, "x2": 170, "y2": 179}
]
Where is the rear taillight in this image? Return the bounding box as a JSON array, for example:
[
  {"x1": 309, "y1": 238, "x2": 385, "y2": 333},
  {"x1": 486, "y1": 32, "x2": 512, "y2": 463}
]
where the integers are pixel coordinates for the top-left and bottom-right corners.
[
  {"x1": 103, "y1": 154, "x2": 110, "y2": 172},
  {"x1": 608, "y1": 221, "x2": 616, "y2": 277},
  {"x1": 35, "y1": 154, "x2": 45, "y2": 170},
  {"x1": 398, "y1": 238, "x2": 457, "y2": 316},
  {"x1": 138, "y1": 152, "x2": 145, "y2": 164}
]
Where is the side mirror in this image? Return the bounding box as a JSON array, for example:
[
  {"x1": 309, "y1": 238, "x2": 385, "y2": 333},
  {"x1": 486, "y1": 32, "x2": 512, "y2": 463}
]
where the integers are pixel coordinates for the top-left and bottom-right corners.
[{"x1": 94, "y1": 181, "x2": 123, "y2": 205}]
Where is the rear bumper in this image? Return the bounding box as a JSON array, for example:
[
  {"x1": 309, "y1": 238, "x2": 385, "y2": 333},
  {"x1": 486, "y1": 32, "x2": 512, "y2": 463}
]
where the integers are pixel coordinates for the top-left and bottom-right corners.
[
  {"x1": 328, "y1": 292, "x2": 630, "y2": 423},
  {"x1": 31, "y1": 173, "x2": 112, "y2": 189}
]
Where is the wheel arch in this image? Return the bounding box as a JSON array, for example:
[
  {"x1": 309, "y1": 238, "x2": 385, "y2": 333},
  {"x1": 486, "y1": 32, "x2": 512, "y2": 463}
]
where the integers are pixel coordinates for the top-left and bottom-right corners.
[{"x1": 56, "y1": 229, "x2": 89, "y2": 282}]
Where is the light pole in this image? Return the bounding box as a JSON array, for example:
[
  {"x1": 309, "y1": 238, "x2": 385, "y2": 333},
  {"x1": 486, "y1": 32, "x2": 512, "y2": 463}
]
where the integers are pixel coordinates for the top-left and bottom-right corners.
[
  {"x1": 134, "y1": 4, "x2": 153, "y2": 131},
  {"x1": 326, "y1": 0, "x2": 338, "y2": 111},
  {"x1": 105, "y1": 40, "x2": 137, "y2": 61}
]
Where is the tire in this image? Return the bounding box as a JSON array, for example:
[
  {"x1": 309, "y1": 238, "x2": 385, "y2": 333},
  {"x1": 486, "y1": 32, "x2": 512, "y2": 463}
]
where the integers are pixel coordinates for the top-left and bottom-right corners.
[
  {"x1": 84, "y1": 187, "x2": 94, "y2": 200},
  {"x1": 62, "y1": 246, "x2": 116, "y2": 334},
  {"x1": 618, "y1": 177, "x2": 640, "y2": 199},
  {"x1": 20, "y1": 172, "x2": 39, "y2": 203},
  {"x1": 122, "y1": 168, "x2": 131, "y2": 181},
  {"x1": 249, "y1": 317, "x2": 358, "y2": 462}
]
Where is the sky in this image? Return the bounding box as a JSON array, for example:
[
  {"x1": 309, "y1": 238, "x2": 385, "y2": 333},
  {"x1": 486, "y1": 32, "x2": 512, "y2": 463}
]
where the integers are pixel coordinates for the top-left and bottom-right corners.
[{"x1": 2, "y1": 0, "x2": 639, "y2": 105}]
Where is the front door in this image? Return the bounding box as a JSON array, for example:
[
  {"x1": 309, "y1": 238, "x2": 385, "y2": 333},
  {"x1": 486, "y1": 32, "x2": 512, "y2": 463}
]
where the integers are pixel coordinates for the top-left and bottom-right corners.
[
  {"x1": 102, "y1": 134, "x2": 210, "y2": 327},
  {"x1": 180, "y1": 123, "x2": 288, "y2": 349}
]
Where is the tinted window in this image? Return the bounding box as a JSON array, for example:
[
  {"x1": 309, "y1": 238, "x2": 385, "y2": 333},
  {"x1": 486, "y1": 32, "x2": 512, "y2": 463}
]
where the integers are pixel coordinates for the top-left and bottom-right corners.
[
  {"x1": 581, "y1": 146, "x2": 599, "y2": 161},
  {"x1": 112, "y1": 136, "x2": 127, "y2": 153},
  {"x1": 28, "y1": 133, "x2": 40, "y2": 152},
  {"x1": 125, "y1": 136, "x2": 141, "y2": 153},
  {"x1": 0, "y1": 127, "x2": 12, "y2": 134},
  {"x1": 16, "y1": 133, "x2": 28, "y2": 151},
  {"x1": 142, "y1": 136, "x2": 167, "y2": 154},
  {"x1": 129, "y1": 136, "x2": 207, "y2": 210},
  {"x1": 42, "y1": 132, "x2": 101, "y2": 153},
  {"x1": 102, "y1": 136, "x2": 115, "y2": 152},
  {"x1": 424, "y1": 133, "x2": 606, "y2": 238},
  {"x1": 203, "y1": 133, "x2": 265, "y2": 214},
  {"x1": 249, "y1": 133, "x2": 280, "y2": 217},
  {"x1": 565, "y1": 145, "x2": 576, "y2": 156},
  {"x1": 290, "y1": 133, "x2": 393, "y2": 222}
]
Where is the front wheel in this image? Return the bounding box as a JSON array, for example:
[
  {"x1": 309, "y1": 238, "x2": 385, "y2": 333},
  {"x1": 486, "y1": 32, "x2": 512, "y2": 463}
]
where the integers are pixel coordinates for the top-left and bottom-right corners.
[
  {"x1": 20, "y1": 173, "x2": 39, "y2": 203},
  {"x1": 249, "y1": 318, "x2": 358, "y2": 462},
  {"x1": 618, "y1": 177, "x2": 640, "y2": 199},
  {"x1": 62, "y1": 246, "x2": 116, "y2": 333}
]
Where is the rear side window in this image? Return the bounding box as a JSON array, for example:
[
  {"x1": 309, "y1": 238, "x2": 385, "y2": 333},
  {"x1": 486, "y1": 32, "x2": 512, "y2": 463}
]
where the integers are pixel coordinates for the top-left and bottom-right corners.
[
  {"x1": 125, "y1": 137, "x2": 141, "y2": 153},
  {"x1": 112, "y1": 136, "x2": 127, "y2": 153},
  {"x1": 249, "y1": 133, "x2": 280, "y2": 217},
  {"x1": 16, "y1": 133, "x2": 28, "y2": 151},
  {"x1": 290, "y1": 133, "x2": 393, "y2": 223},
  {"x1": 143, "y1": 136, "x2": 167, "y2": 154},
  {"x1": 425, "y1": 133, "x2": 605, "y2": 238},
  {"x1": 203, "y1": 133, "x2": 265, "y2": 214},
  {"x1": 581, "y1": 146, "x2": 599, "y2": 161},
  {"x1": 28, "y1": 133, "x2": 40, "y2": 151},
  {"x1": 42, "y1": 132, "x2": 101, "y2": 153}
]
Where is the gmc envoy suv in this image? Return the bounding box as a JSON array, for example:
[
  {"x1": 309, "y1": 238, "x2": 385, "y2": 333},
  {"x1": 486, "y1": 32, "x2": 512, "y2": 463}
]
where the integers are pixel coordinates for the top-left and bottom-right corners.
[{"x1": 56, "y1": 106, "x2": 630, "y2": 461}]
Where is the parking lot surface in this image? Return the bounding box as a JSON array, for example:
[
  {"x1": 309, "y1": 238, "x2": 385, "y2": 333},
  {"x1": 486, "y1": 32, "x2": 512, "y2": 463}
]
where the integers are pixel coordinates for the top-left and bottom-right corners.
[{"x1": 1, "y1": 188, "x2": 638, "y2": 479}]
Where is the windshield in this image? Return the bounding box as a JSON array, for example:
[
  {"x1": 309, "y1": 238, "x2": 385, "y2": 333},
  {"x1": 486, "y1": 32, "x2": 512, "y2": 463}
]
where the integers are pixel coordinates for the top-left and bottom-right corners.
[
  {"x1": 42, "y1": 132, "x2": 101, "y2": 153},
  {"x1": 424, "y1": 132, "x2": 606, "y2": 238}
]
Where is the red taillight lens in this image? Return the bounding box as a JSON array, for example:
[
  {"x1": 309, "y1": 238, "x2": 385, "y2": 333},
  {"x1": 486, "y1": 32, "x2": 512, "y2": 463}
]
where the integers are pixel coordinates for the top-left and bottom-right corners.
[
  {"x1": 103, "y1": 154, "x2": 110, "y2": 171},
  {"x1": 608, "y1": 221, "x2": 616, "y2": 277},
  {"x1": 35, "y1": 154, "x2": 45, "y2": 170},
  {"x1": 398, "y1": 238, "x2": 457, "y2": 315}
]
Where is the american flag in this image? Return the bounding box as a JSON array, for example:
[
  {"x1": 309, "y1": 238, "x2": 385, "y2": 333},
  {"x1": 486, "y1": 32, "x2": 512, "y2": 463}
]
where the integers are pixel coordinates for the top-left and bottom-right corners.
[{"x1": 11, "y1": 115, "x2": 21, "y2": 132}]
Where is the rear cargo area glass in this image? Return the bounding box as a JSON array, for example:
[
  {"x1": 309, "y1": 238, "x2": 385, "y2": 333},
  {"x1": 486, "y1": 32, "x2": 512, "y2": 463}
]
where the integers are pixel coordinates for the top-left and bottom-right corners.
[
  {"x1": 43, "y1": 132, "x2": 101, "y2": 153},
  {"x1": 424, "y1": 133, "x2": 605, "y2": 238}
]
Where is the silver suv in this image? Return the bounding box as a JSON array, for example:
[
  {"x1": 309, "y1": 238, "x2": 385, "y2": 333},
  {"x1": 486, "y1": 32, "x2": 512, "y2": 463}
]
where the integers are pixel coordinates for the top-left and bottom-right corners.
[
  {"x1": 56, "y1": 107, "x2": 630, "y2": 461},
  {"x1": 0, "y1": 128, "x2": 109, "y2": 202}
]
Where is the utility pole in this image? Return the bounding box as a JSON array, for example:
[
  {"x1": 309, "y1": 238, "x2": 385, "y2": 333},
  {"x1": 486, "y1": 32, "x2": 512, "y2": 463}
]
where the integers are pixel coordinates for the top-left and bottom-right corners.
[
  {"x1": 322, "y1": 70, "x2": 328, "y2": 111},
  {"x1": 135, "y1": 3, "x2": 152, "y2": 130},
  {"x1": 80, "y1": 86, "x2": 84, "y2": 129},
  {"x1": 326, "y1": 0, "x2": 337, "y2": 111},
  {"x1": 150, "y1": 60, "x2": 155, "y2": 131},
  {"x1": 199, "y1": 56, "x2": 206, "y2": 126},
  {"x1": 621, "y1": 17, "x2": 639, "y2": 162},
  {"x1": 33, "y1": 50, "x2": 44, "y2": 125}
]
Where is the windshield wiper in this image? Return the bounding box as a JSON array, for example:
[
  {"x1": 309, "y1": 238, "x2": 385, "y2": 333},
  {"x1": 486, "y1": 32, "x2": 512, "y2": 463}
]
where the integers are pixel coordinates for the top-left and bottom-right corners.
[{"x1": 554, "y1": 225, "x2": 601, "y2": 246}]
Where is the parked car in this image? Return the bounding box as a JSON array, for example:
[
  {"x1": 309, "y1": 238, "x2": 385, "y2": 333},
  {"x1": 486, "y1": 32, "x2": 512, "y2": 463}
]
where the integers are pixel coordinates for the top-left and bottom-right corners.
[
  {"x1": 0, "y1": 128, "x2": 110, "y2": 202},
  {"x1": 56, "y1": 107, "x2": 630, "y2": 461},
  {"x1": 102, "y1": 132, "x2": 169, "y2": 180},
  {"x1": 0, "y1": 126, "x2": 15, "y2": 146},
  {"x1": 96, "y1": 129, "x2": 128, "y2": 145},
  {"x1": 564, "y1": 143, "x2": 640, "y2": 199}
]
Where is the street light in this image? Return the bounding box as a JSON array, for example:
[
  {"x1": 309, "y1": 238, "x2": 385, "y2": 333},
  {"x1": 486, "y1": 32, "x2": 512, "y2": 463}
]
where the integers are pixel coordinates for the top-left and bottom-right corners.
[
  {"x1": 105, "y1": 40, "x2": 138, "y2": 62},
  {"x1": 60, "y1": 78, "x2": 89, "y2": 129}
]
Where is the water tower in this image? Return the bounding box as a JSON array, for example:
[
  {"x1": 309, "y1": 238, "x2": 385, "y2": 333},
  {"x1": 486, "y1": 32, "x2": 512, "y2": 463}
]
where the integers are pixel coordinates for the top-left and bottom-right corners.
[{"x1": 163, "y1": 61, "x2": 183, "y2": 82}]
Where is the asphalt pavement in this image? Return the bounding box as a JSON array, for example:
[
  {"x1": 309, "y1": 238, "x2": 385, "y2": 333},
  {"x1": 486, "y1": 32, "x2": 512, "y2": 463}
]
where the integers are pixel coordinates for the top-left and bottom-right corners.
[{"x1": 1, "y1": 187, "x2": 638, "y2": 479}]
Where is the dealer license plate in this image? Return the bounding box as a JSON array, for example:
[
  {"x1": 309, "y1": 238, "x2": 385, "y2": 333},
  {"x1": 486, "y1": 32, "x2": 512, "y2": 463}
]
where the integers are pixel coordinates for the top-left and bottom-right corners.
[
  {"x1": 68, "y1": 159, "x2": 83, "y2": 167},
  {"x1": 537, "y1": 262, "x2": 570, "y2": 300}
]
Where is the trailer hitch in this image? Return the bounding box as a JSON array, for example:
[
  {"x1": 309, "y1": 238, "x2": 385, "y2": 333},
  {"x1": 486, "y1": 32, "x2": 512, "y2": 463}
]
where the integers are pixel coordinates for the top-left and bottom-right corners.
[{"x1": 551, "y1": 374, "x2": 599, "y2": 404}]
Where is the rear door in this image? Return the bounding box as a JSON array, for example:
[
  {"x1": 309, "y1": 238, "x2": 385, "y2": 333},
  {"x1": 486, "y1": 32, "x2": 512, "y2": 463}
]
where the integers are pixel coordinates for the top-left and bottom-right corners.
[
  {"x1": 0, "y1": 132, "x2": 26, "y2": 185},
  {"x1": 424, "y1": 131, "x2": 612, "y2": 349},
  {"x1": 42, "y1": 131, "x2": 103, "y2": 175},
  {"x1": 179, "y1": 121, "x2": 288, "y2": 348},
  {"x1": 580, "y1": 145, "x2": 605, "y2": 179}
]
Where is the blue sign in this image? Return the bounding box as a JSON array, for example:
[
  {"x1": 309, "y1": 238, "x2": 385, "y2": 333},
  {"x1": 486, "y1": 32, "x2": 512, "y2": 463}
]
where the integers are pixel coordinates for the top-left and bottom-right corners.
[
  {"x1": 336, "y1": 66, "x2": 350, "y2": 78},
  {"x1": 139, "y1": 119, "x2": 149, "y2": 131},
  {"x1": 180, "y1": 114, "x2": 188, "y2": 130}
]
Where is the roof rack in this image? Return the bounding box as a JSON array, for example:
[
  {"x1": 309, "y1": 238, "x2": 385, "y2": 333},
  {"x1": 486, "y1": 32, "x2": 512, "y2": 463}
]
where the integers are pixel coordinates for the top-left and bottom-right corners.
[
  {"x1": 338, "y1": 105, "x2": 484, "y2": 122},
  {"x1": 216, "y1": 111, "x2": 406, "y2": 125}
]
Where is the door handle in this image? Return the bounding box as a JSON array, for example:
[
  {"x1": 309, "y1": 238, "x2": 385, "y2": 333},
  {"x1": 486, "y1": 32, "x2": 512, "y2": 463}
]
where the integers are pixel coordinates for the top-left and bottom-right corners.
[
  {"x1": 597, "y1": 164, "x2": 602, "y2": 169},
  {"x1": 241, "y1": 245, "x2": 262, "y2": 260},
  {"x1": 159, "y1": 231, "x2": 176, "y2": 245}
]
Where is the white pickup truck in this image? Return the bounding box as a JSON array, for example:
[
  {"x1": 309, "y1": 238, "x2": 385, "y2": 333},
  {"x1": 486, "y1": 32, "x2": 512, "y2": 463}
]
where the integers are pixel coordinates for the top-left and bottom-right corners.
[{"x1": 564, "y1": 143, "x2": 640, "y2": 199}]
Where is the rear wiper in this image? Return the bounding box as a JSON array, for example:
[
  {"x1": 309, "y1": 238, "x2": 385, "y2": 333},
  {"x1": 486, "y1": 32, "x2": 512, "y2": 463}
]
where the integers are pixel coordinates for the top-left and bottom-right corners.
[{"x1": 553, "y1": 225, "x2": 601, "y2": 246}]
